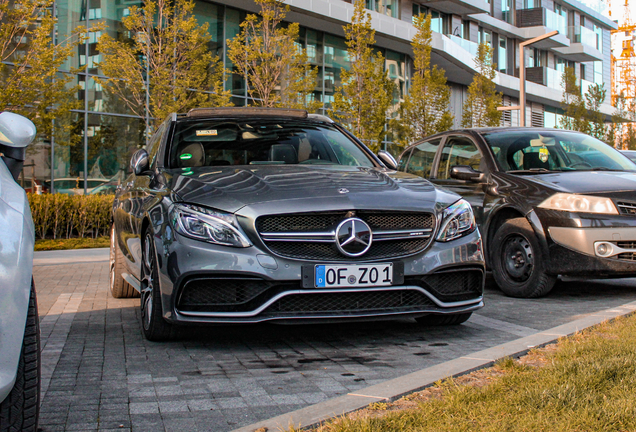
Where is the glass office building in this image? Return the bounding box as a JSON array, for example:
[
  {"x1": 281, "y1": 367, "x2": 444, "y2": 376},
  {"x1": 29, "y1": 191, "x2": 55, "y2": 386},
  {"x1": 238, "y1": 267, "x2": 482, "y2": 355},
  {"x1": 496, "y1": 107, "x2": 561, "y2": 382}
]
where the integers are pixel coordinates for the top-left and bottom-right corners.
[{"x1": 25, "y1": 0, "x2": 616, "y2": 193}]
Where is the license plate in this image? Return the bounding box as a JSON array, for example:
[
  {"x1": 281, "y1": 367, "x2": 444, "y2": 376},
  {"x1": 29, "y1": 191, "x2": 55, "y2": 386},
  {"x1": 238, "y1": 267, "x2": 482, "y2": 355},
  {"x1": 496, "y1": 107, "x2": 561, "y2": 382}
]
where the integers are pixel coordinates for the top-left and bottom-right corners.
[{"x1": 314, "y1": 263, "x2": 393, "y2": 288}]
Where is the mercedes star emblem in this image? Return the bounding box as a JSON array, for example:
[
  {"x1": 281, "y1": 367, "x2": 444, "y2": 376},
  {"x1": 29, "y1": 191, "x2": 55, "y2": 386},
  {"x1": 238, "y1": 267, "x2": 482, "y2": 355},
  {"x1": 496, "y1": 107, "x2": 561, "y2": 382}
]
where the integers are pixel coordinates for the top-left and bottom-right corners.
[
  {"x1": 338, "y1": 188, "x2": 349, "y2": 194},
  {"x1": 335, "y1": 217, "x2": 372, "y2": 257}
]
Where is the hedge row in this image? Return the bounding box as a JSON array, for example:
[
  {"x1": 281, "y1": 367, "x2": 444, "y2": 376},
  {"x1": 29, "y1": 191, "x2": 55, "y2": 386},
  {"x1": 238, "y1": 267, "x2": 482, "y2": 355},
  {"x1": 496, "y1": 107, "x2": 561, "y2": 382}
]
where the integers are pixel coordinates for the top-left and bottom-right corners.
[{"x1": 27, "y1": 193, "x2": 114, "y2": 240}]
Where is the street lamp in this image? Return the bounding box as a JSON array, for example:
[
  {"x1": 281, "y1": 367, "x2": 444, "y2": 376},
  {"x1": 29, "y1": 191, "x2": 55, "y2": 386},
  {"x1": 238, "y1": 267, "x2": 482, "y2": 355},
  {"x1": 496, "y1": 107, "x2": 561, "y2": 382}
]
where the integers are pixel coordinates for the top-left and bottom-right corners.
[{"x1": 498, "y1": 30, "x2": 559, "y2": 127}]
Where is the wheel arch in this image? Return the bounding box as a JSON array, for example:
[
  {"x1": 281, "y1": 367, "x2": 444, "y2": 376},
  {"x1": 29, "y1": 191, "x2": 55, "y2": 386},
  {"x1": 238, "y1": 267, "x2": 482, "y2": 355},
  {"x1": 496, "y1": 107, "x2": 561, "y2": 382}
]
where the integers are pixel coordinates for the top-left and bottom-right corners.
[{"x1": 484, "y1": 207, "x2": 524, "y2": 268}]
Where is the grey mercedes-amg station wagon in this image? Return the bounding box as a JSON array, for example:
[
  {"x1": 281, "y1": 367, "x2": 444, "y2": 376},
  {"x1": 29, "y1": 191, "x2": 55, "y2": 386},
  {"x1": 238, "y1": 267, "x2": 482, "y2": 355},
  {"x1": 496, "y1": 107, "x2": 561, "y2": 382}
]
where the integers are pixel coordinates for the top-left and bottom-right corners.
[{"x1": 110, "y1": 107, "x2": 485, "y2": 341}]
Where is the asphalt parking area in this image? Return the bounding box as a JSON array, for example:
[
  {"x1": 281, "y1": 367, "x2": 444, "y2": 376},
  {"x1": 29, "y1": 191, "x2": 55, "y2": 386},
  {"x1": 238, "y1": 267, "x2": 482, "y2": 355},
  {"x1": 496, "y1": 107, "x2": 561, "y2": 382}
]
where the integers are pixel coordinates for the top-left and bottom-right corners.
[{"x1": 33, "y1": 250, "x2": 636, "y2": 432}]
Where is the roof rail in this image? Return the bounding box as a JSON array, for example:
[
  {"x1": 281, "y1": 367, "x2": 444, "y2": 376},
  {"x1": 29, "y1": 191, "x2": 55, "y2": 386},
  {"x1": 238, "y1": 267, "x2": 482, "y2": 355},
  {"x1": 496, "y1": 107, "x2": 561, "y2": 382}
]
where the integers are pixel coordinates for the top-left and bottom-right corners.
[
  {"x1": 186, "y1": 107, "x2": 308, "y2": 118},
  {"x1": 307, "y1": 113, "x2": 334, "y2": 123}
]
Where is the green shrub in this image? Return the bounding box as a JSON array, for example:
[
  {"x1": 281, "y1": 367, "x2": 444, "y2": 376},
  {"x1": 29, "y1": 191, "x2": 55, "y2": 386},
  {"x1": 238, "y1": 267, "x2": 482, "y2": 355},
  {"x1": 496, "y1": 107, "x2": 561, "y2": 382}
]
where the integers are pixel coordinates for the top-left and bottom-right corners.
[{"x1": 27, "y1": 193, "x2": 114, "y2": 240}]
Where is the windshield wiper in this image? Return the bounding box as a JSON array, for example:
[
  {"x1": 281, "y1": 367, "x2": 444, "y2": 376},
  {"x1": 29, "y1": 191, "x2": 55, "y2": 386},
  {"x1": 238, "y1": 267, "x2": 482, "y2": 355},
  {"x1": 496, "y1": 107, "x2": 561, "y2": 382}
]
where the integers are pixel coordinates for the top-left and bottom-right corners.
[{"x1": 507, "y1": 168, "x2": 558, "y2": 174}]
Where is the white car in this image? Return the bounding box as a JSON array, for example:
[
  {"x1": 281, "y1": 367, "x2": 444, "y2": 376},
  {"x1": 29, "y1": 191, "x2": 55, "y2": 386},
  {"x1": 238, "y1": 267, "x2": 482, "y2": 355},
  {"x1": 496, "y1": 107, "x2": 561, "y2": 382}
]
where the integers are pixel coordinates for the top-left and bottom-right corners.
[{"x1": 0, "y1": 112, "x2": 40, "y2": 431}]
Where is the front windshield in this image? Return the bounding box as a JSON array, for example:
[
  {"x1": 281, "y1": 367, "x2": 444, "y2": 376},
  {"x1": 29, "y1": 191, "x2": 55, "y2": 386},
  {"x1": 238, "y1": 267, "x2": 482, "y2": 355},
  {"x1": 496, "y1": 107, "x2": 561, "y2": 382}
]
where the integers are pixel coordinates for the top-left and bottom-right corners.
[
  {"x1": 169, "y1": 119, "x2": 375, "y2": 169},
  {"x1": 482, "y1": 130, "x2": 636, "y2": 173}
]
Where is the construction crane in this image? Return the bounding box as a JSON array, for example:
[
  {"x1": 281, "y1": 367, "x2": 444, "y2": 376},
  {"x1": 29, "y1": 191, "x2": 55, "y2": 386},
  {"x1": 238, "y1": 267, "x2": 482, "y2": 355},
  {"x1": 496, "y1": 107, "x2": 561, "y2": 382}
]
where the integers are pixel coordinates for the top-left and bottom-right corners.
[{"x1": 609, "y1": 0, "x2": 636, "y2": 107}]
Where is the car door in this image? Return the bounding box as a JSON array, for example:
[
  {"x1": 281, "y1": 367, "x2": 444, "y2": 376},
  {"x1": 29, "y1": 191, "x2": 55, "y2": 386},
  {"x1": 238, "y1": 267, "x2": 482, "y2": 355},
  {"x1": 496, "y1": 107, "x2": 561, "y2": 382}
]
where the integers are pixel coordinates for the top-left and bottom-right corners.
[
  {"x1": 117, "y1": 121, "x2": 168, "y2": 274},
  {"x1": 403, "y1": 138, "x2": 442, "y2": 179},
  {"x1": 430, "y1": 134, "x2": 489, "y2": 227}
]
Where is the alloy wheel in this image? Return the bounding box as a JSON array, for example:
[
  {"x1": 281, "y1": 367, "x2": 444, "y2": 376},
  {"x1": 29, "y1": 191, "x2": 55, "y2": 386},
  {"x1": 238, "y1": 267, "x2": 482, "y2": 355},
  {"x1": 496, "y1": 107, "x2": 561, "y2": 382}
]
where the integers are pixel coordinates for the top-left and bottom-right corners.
[{"x1": 140, "y1": 233, "x2": 155, "y2": 331}]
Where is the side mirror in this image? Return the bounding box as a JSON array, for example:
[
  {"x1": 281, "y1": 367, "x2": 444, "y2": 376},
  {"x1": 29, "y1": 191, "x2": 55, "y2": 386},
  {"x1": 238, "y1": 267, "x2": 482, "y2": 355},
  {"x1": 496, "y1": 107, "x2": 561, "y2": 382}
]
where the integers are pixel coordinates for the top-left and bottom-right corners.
[
  {"x1": 450, "y1": 165, "x2": 485, "y2": 183},
  {"x1": 0, "y1": 112, "x2": 37, "y2": 181},
  {"x1": 130, "y1": 149, "x2": 150, "y2": 175},
  {"x1": 377, "y1": 150, "x2": 397, "y2": 170}
]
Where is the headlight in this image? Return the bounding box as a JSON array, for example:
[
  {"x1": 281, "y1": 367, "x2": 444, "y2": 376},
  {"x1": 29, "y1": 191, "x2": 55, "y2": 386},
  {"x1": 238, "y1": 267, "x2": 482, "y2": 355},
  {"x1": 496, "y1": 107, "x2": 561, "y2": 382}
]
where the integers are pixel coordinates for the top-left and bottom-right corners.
[
  {"x1": 537, "y1": 193, "x2": 618, "y2": 214},
  {"x1": 170, "y1": 204, "x2": 252, "y2": 247},
  {"x1": 436, "y1": 199, "x2": 476, "y2": 242}
]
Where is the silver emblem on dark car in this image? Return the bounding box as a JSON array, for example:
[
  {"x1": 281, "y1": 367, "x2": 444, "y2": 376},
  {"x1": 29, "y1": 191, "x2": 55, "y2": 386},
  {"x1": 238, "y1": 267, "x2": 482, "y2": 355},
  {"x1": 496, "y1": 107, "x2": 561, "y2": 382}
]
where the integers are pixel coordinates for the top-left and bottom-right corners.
[{"x1": 336, "y1": 218, "x2": 372, "y2": 257}]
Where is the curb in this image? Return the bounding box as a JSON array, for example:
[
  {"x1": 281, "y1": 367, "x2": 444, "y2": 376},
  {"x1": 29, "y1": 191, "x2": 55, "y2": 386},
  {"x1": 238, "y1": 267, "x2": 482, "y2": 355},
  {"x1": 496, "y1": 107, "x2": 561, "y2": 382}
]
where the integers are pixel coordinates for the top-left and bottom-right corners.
[
  {"x1": 233, "y1": 301, "x2": 636, "y2": 432},
  {"x1": 34, "y1": 247, "x2": 109, "y2": 266}
]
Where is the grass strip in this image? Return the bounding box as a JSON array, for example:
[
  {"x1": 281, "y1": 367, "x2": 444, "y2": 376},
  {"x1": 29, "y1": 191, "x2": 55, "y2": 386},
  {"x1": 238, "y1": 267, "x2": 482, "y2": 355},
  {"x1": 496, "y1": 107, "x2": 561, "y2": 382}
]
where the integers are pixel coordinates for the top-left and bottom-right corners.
[
  {"x1": 35, "y1": 236, "x2": 110, "y2": 251},
  {"x1": 299, "y1": 313, "x2": 636, "y2": 432}
]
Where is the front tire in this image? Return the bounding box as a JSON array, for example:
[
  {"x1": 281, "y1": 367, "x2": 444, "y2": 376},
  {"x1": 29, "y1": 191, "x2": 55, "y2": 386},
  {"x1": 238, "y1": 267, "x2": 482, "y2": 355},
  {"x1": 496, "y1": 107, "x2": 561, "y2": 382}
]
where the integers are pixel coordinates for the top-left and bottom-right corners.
[
  {"x1": 0, "y1": 281, "x2": 40, "y2": 432},
  {"x1": 491, "y1": 218, "x2": 556, "y2": 298},
  {"x1": 140, "y1": 231, "x2": 175, "y2": 342},
  {"x1": 415, "y1": 312, "x2": 473, "y2": 326},
  {"x1": 110, "y1": 225, "x2": 138, "y2": 299}
]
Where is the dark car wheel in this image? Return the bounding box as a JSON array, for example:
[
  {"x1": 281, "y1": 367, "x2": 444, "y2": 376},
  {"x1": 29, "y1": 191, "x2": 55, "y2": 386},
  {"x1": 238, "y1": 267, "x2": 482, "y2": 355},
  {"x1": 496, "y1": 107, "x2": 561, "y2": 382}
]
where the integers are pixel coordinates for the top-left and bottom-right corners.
[
  {"x1": 0, "y1": 281, "x2": 40, "y2": 432},
  {"x1": 109, "y1": 225, "x2": 139, "y2": 299},
  {"x1": 491, "y1": 217, "x2": 556, "y2": 298},
  {"x1": 415, "y1": 312, "x2": 473, "y2": 326},
  {"x1": 140, "y1": 231, "x2": 175, "y2": 342}
]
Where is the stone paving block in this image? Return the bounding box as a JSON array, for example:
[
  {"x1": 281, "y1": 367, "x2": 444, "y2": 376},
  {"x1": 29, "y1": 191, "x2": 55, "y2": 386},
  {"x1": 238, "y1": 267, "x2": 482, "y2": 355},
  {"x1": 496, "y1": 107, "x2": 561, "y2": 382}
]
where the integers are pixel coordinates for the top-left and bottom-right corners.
[{"x1": 34, "y1": 253, "x2": 636, "y2": 432}]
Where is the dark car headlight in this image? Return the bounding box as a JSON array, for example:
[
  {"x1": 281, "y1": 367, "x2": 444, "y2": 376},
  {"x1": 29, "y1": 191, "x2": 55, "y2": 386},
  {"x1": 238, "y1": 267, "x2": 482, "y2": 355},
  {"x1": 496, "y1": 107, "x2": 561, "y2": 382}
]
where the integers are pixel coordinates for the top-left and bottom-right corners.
[
  {"x1": 436, "y1": 199, "x2": 476, "y2": 242},
  {"x1": 170, "y1": 203, "x2": 252, "y2": 248}
]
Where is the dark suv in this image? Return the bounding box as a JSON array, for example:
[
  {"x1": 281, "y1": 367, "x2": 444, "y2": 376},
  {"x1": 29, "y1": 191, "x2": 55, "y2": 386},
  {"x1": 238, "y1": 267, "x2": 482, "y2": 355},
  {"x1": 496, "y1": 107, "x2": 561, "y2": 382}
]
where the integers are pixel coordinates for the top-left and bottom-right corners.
[{"x1": 110, "y1": 107, "x2": 485, "y2": 341}]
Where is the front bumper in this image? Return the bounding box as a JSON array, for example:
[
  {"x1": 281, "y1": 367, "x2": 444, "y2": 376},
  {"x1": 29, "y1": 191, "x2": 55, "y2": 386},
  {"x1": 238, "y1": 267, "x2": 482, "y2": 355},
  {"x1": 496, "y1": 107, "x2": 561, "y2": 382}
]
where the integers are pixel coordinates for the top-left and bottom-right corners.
[
  {"x1": 547, "y1": 226, "x2": 636, "y2": 277},
  {"x1": 534, "y1": 207, "x2": 636, "y2": 277},
  {"x1": 155, "y1": 230, "x2": 485, "y2": 324}
]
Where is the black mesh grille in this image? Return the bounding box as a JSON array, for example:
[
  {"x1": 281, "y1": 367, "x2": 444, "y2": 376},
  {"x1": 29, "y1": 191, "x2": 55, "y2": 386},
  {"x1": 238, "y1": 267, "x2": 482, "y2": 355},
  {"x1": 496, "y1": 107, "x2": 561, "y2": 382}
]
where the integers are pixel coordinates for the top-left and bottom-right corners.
[
  {"x1": 177, "y1": 278, "x2": 298, "y2": 312},
  {"x1": 263, "y1": 290, "x2": 435, "y2": 316},
  {"x1": 617, "y1": 241, "x2": 636, "y2": 249},
  {"x1": 405, "y1": 270, "x2": 483, "y2": 302},
  {"x1": 265, "y1": 239, "x2": 430, "y2": 261},
  {"x1": 617, "y1": 202, "x2": 636, "y2": 215},
  {"x1": 257, "y1": 212, "x2": 347, "y2": 233},
  {"x1": 616, "y1": 253, "x2": 636, "y2": 261},
  {"x1": 256, "y1": 211, "x2": 435, "y2": 261},
  {"x1": 257, "y1": 211, "x2": 434, "y2": 232}
]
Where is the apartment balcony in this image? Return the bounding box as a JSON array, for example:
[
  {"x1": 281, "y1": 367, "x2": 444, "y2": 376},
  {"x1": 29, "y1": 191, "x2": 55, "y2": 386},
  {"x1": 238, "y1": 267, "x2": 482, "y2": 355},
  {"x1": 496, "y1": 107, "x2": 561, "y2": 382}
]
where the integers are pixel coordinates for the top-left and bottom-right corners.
[
  {"x1": 524, "y1": 66, "x2": 564, "y2": 91},
  {"x1": 449, "y1": 35, "x2": 478, "y2": 57},
  {"x1": 515, "y1": 8, "x2": 569, "y2": 48},
  {"x1": 553, "y1": 26, "x2": 602, "y2": 61},
  {"x1": 416, "y1": 0, "x2": 489, "y2": 16}
]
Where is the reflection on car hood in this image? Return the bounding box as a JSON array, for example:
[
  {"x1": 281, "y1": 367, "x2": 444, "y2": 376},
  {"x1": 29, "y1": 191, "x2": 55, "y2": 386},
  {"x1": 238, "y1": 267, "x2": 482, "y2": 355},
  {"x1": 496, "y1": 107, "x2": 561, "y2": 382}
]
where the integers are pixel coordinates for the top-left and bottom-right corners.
[
  {"x1": 520, "y1": 171, "x2": 636, "y2": 195},
  {"x1": 166, "y1": 165, "x2": 454, "y2": 214}
]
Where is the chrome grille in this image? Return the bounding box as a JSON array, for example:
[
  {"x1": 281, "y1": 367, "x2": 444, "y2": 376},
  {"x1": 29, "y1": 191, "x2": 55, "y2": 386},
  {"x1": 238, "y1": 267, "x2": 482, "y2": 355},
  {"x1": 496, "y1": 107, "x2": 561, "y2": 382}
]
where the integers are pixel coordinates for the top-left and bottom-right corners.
[
  {"x1": 256, "y1": 211, "x2": 435, "y2": 261},
  {"x1": 616, "y1": 201, "x2": 636, "y2": 215}
]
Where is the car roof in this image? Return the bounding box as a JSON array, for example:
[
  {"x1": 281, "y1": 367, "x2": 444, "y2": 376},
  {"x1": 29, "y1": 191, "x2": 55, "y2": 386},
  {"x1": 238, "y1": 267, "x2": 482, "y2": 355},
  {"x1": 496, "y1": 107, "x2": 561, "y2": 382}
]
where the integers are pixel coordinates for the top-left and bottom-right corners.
[{"x1": 175, "y1": 107, "x2": 334, "y2": 123}]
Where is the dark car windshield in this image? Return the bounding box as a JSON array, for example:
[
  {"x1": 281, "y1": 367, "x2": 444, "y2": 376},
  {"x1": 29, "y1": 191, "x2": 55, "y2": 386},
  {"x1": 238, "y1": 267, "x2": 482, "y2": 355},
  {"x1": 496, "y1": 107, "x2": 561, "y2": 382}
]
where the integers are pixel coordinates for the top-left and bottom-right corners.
[
  {"x1": 168, "y1": 119, "x2": 375, "y2": 168},
  {"x1": 482, "y1": 130, "x2": 636, "y2": 173}
]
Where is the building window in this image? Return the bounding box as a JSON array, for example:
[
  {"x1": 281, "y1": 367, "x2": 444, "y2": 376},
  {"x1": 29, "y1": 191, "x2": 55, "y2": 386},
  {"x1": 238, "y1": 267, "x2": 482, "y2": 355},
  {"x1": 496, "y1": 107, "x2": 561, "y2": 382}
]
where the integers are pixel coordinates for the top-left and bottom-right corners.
[
  {"x1": 556, "y1": 56, "x2": 566, "y2": 72},
  {"x1": 498, "y1": 37, "x2": 507, "y2": 73},
  {"x1": 593, "y1": 61, "x2": 603, "y2": 85},
  {"x1": 367, "y1": 0, "x2": 400, "y2": 18},
  {"x1": 524, "y1": 0, "x2": 534, "y2": 9},
  {"x1": 412, "y1": 4, "x2": 448, "y2": 34},
  {"x1": 478, "y1": 27, "x2": 492, "y2": 46},
  {"x1": 501, "y1": 0, "x2": 512, "y2": 23},
  {"x1": 593, "y1": 24, "x2": 602, "y2": 51}
]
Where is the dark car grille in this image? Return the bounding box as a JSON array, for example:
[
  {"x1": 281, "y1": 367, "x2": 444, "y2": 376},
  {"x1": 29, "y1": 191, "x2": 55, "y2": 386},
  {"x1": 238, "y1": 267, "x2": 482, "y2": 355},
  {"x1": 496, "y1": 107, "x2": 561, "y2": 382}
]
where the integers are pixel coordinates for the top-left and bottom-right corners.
[
  {"x1": 177, "y1": 277, "x2": 297, "y2": 312},
  {"x1": 617, "y1": 253, "x2": 636, "y2": 261},
  {"x1": 176, "y1": 270, "x2": 482, "y2": 315},
  {"x1": 256, "y1": 211, "x2": 435, "y2": 261},
  {"x1": 616, "y1": 201, "x2": 636, "y2": 215},
  {"x1": 405, "y1": 269, "x2": 483, "y2": 302},
  {"x1": 265, "y1": 239, "x2": 430, "y2": 261},
  {"x1": 262, "y1": 290, "x2": 436, "y2": 316}
]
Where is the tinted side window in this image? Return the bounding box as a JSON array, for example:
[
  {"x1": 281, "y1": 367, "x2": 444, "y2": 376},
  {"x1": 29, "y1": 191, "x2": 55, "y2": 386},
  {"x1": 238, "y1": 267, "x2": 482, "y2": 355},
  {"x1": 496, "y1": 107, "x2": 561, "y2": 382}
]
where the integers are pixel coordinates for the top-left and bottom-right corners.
[
  {"x1": 146, "y1": 122, "x2": 168, "y2": 167},
  {"x1": 436, "y1": 136, "x2": 483, "y2": 180},
  {"x1": 405, "y1": 139, "x2": 441, "y2": 178},
  {"x1": 397, "y1": 149, "x2": 412, "y2": 171}
]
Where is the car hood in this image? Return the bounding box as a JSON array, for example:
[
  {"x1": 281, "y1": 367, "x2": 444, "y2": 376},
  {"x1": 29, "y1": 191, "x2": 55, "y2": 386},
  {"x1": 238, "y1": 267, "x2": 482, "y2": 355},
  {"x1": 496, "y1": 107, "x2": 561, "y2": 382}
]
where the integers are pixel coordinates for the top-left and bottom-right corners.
[
  {"x1": 165, "y1": 165, "x2": 456, "y2": 214},
  {"x1": 516, "y1": 171, "x2": 636, "y2": 195}
]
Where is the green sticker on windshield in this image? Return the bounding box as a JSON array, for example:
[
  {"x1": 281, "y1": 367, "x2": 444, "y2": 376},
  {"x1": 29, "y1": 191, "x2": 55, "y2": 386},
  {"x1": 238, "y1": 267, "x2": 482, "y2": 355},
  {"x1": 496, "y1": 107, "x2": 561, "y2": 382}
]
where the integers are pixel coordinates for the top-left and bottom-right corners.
[{"x1": 180, "y1": 153, "x2": 192, "y2": 160}]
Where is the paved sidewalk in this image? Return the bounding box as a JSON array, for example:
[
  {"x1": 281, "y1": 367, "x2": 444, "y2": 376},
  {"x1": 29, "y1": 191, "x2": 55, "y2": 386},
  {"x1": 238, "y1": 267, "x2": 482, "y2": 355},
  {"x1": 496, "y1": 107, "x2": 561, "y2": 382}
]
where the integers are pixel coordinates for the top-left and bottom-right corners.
[{"x1": 32, "y1": 248, "x2": 636, "y2": 431}]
